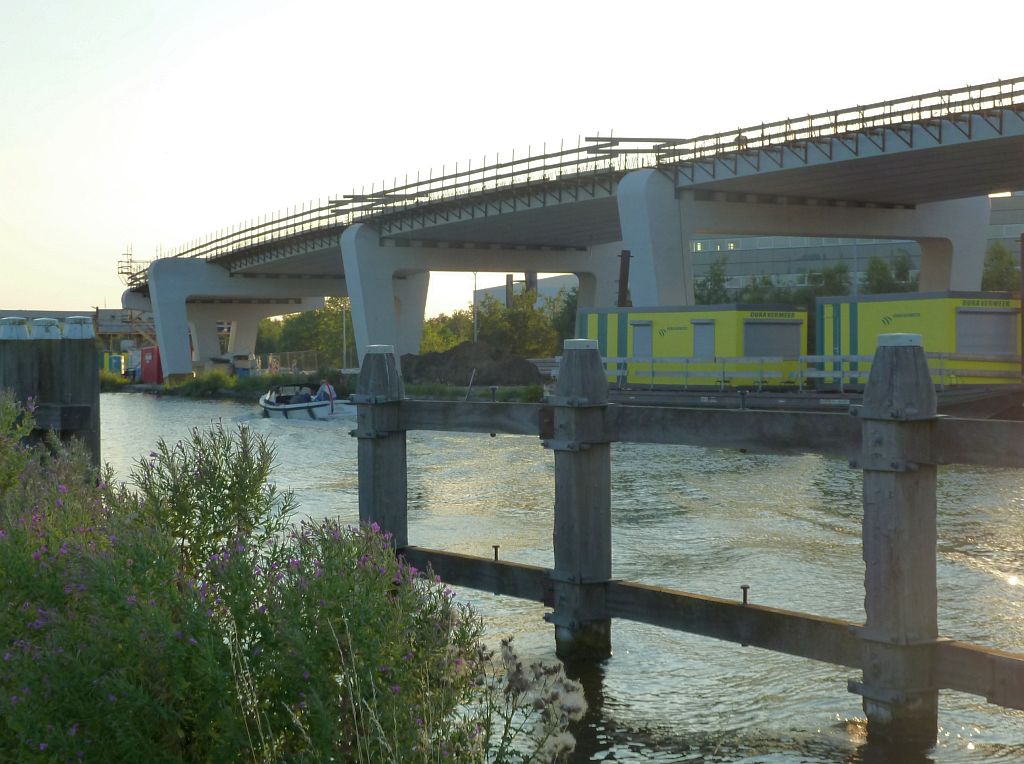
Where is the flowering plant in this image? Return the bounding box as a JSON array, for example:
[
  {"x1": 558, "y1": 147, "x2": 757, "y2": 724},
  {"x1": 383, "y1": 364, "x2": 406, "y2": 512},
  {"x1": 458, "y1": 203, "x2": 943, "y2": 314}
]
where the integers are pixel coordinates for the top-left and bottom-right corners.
[{"x1": 0, "y1": 393, "x2": 583, "y2": 761}]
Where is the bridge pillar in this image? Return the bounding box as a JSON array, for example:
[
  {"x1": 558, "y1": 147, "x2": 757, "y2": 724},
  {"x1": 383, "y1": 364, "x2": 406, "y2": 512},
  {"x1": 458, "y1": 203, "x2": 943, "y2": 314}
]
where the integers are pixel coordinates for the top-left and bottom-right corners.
[
  {"x1": 186, "y1": 304, "x2": 224, "y2": 369},
  {"x1": 577, "y1": 243, "x2": 632, "y2": 311},
  {"x1": 394, "y1": 271, "x2": 430, "y2": 361},
  {"x1": 141, "y1": 258, "x2": 333, "y2": 377},
  {"x1": 915, "y1": 196, "x2": 990, "y2": 291},
  {"x1": 341, "y1": 223, "x2": 428, "y2": 364},
  {"x1": 148, "y1": 259, "x2": 195, "y2": 381},
  {"x1": 227, "y1": 318, "x2": 258, "y2": 356},
  {"x1": 617, "y1": 169, "x2": 693, "y2": 307}
]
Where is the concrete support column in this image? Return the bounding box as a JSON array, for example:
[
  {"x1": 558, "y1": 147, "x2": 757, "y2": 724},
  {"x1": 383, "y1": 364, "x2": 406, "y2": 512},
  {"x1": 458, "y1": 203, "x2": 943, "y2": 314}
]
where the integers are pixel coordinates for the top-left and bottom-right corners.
[
  {"x1": 546, "y1": 339, "x2": 612, "y2": 660},
  {"x1": 142, "y1": 257, "x2": 335, "y2": 377},
  {"x1": 187, "y1": 304, "x2": 223, "y2": 369},
  {"x1": 577, "y1": 242, "x2": 634, "y2": 311},
  {"x1": 342, "y1": 223, "x2": 428, "y2": 364},
  {"x1": 617, "y1": 169, "x2": 692, "y2": 306},
  {"x1": 227, "y1": 320, "x2": 258, "y2": 356},
  {"x1": 916, "y1": 195, "x2": 990, "y2": 290},
  {"x1": 852, "y1": 333, "x2": 938, "y2": 749},
  {"x1": 147, "y1": 259, "x2": 194, "y2": 380},
  {"x1": 394, "y1": 271, "x2": 430, "y2": 358}
]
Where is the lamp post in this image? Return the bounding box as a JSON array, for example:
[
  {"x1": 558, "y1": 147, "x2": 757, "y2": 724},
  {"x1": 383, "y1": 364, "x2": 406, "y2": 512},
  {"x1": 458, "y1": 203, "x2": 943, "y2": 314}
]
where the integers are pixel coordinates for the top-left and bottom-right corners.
[{"x1": 473, "y1": 271, "x2": 479, "y2": 343}]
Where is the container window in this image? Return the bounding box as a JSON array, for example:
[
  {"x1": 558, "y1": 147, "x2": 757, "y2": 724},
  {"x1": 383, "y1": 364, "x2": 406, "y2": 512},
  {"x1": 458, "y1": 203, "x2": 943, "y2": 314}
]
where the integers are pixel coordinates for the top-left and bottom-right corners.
[
  {"x1": 956, "y1": 311, "x2": 1018, "y2": 356},
  {"x1": 743, "y1": 321, "x2": 802, "y2": 357}
]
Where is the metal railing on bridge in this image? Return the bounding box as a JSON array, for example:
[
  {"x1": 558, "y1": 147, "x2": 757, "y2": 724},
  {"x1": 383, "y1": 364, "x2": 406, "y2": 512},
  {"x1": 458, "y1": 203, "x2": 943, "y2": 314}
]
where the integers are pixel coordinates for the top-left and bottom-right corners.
[
  {"x1": 121, "y1": 76, "x2": 1024, "y2": 289},
  {"x1": 593, "y1": 75, "x2": 1024, "y2": 164}
]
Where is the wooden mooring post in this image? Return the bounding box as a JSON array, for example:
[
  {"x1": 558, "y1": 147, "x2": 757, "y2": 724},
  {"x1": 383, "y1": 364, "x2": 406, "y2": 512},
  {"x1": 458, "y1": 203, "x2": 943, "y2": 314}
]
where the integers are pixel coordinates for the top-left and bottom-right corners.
[
  {"x1": 354, "y1": 335, "x2": 1024, "y2": 750},
  {"x1": 351, "y1": 345, "x2": 408, "y2": 547},
  {"x1": 849, "y1": 333, "x2": 939, "y2": 746},
  {"x1": 544, "y1": 339, "x2": 612, "y2": 659},
  {"x1": 0, "y1": 318, "x2": 100, "y2": 465}
]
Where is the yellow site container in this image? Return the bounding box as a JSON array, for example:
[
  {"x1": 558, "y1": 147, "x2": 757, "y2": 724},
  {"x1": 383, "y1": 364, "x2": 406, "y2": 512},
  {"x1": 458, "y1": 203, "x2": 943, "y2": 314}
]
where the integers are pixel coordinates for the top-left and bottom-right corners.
[
  {"x1": 578, "y1": 305, "x2": 807, "y2": 388},
  {"x1": 816, "y1": 292, "x2": 1021, "y2": 386}
]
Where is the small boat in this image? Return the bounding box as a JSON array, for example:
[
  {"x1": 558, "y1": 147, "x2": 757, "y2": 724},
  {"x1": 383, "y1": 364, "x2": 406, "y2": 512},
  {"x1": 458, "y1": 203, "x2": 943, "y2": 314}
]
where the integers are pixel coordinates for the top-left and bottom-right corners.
[{"x1": 259, "y1": 386, "x2": 333, "y2": 419}]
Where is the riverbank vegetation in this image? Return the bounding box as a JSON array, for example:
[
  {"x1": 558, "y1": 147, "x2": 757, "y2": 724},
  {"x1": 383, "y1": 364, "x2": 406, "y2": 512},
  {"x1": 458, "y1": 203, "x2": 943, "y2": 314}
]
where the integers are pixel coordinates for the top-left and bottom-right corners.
[
  {"x1": 162, "y1": 370, "x2": 350, "y2": 400},
  {"x1": 256, "y1": 290, "x2": 578, "y2": 363},
  {"x1": 0, "y1": 392, "x2": 584, "y2": 761},
  {"x1": 104, "y1": 368, "x2": 544, "y2": 403}
]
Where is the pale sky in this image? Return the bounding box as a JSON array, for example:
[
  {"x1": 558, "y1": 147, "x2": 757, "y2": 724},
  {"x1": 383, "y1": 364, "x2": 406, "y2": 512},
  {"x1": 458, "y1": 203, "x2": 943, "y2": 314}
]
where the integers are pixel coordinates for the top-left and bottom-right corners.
[{"x1": 2, "y1": 1, "x2": 1020, "y2": 317}]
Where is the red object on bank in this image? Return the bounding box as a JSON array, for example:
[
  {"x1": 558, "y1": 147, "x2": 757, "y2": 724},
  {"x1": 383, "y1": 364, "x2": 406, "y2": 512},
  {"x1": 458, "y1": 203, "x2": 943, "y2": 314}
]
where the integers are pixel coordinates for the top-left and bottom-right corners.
[{"x1": 140, "y1": 346, "x2": 163, "y2": 384}]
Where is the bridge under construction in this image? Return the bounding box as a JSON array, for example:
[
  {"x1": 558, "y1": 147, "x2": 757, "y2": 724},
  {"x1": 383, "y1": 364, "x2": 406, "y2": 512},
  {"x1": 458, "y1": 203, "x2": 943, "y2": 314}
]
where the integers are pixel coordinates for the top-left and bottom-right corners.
[{"x1": 119, "y1": 77, "x2": 1024, "y2": 378}]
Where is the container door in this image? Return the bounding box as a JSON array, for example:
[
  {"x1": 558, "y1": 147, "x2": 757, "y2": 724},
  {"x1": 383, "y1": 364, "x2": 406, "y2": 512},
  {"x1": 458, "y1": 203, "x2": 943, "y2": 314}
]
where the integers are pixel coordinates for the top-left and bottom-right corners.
[
  {"x1": 631, "y1": 321, "x2": 653, "y2": 387},
  {"x1": 692, "y1": 321, "x2": 715, "y2": 360},
  {"x1": 631, "y1": 322, "x2": 652, "y2": 359}
]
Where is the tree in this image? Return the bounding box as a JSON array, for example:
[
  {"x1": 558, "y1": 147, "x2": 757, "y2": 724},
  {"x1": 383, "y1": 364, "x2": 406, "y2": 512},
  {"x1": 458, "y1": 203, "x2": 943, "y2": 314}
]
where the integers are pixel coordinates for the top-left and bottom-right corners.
[
  {"x1": 269, "y1": 297, "x2": 352, "y2": 368},
  {"x1": 811, "y1": 263, "x2": 851, "y2": 297},
  {"x1": 737, "y1": 275, "x2": 782, "y2": 304},
  {"x1": 548, "y1": 287, "x2": 578, "y2": 344},
  {"x1": 695, "y1": 258, "x2": 730, "y2": 304},
  {"x1": 477, "y1": 291, "x2": 559, "y2": 357},
  {"x1": 863, "y1": 256, "x2": 899, "y2": 294},
  {"x1": 255, "y1": 317, "x2": 282, "y2": 353},
  {"x1": 420, "y1": 308, "x2": 473, "y2": 353},
  {"x1": 892, "y1": 251, "x2": 916, "y2": 288},
  {"x1": 982, "y1": 241, "x2": 1020, "y2": 292}
]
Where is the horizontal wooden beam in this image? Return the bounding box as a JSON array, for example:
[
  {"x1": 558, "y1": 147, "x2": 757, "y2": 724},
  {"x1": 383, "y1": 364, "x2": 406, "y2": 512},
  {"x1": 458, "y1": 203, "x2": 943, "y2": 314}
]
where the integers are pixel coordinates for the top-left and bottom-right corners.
[
  {"x1": 399, "y1": 400, "x2": 544, "y2": 436},
  {"x1": 399, "y1": 546, "x2": 552, "y2": 605},
  {"x1": 606, "y1": 580, "x2": 863, "y2": 669},
  {"x1": 933, "y1": 418, "x2": 1024, "y2": 468},
  {"x1": 609, "y1": 406, "x2": 860, "y2": 457},
  {"x1": 936, "y1": 640, "x2": 1024, "y2": 710},
  {"x1": 392, "y1": 401, "x2": 1024, "y2": 468},
  {"x1": 399, "y1": 549, "x2": 1024, "y2": 710}
]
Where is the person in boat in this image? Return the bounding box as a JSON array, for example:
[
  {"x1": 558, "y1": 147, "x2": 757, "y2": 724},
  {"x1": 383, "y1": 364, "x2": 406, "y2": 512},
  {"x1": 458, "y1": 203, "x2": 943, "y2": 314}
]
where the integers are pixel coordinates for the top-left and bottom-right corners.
[
  {"x1": 315, "y1": 379, "x2": 336, "y2": 401},
  {"x1": 315, "y1": 378, "x2": 337, "y2": 413},
  {"x1": 293, "y1": 387, "x2": 312, "y2": 403}
]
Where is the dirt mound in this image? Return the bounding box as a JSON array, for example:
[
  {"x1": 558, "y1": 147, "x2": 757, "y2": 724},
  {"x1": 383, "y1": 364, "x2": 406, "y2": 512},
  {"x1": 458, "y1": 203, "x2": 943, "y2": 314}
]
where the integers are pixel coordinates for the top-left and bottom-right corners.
[{"x1": 401, "y1": 341, "x2": 543, "y2": 386}]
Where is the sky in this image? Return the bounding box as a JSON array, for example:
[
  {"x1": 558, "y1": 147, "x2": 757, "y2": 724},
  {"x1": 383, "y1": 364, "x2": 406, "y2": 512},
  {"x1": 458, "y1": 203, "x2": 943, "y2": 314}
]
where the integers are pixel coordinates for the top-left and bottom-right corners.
[{"x1": 2, "y1": 0, "x2": 1021, "y2": 318}]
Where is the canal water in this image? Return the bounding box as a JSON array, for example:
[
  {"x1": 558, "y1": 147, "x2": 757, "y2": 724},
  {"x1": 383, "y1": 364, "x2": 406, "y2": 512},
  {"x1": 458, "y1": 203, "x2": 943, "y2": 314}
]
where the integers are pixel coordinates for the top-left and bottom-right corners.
[{"x1": 100, "y1": 393, "x2": 1024, "y2": 762}]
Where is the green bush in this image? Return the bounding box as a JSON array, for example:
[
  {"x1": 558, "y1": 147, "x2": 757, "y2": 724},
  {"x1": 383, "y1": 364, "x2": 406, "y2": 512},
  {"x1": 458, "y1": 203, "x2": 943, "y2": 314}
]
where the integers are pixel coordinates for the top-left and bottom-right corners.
[
  {"x1": 99, "y1": 369, "x2": 131, "y2": 392},
  {"x1": 0, "y1": 395, "x2": 584, "y2": 762},
  {"x1": 165, "y1": 369, "x2": 236, "y2": 397}
]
